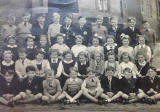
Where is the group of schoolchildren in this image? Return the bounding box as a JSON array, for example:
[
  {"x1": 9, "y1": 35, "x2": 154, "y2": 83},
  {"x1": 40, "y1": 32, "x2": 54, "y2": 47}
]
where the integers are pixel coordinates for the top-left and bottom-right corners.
[{"x1": 0, "y1": 12, "x2": 159, "y2": 107}]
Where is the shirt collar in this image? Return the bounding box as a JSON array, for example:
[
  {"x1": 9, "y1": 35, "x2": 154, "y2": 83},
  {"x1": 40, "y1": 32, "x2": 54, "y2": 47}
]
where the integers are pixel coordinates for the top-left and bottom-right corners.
[
  {"x1": 51, "y1": 58, "x2": 58, "y2": 63},
  {"x1": 2, "y1": 60, "x2": 14, "y2": 66},
  {"x1": 64, "y1": 60, "x2": 73, "y2": 64},
  {"x1": 7, "y1": 45, "x2": 17, "y2": 48},
  {"x1": 70, "y1": 78, "x2": 78, "y2": 82}
]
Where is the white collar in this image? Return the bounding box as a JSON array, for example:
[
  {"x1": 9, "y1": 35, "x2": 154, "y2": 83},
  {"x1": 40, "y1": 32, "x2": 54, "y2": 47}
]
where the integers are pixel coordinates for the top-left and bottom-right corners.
[
  {"x1": 80, "y1": 61, "x2": 86, "y2": 65},
  {"x1": 70, "y1": 78, "x2": 78, "y2": 82},
  {"x1": 2, "y1": 60, "x2": 14, "y2": 66},
  {"x1": 63, "y1": 60, "x2": 73, "y2": 64},
  {"x1": 27, "y1": 46, "x2": 34, "y2": 49},
  {"x1": 7, "y1": 45, "x2": 17, "y2": 48}
]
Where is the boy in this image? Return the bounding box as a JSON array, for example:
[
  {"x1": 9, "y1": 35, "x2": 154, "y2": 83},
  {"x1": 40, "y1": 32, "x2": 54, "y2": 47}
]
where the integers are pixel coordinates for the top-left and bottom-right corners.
[
  {"x1": 17, "y1": 13, "x2": 32, "y2": 46},
  {"x1": 71, "y1": 35, "x2": 87, "y2": 58},
  {"x1": 74, "y1": 17, "x2": 92, "y2": 46},
  {"x1": 58, "y1": 67, "x2": 83, "y2": 104},
  {"x1": 31, "y1": 14, "x2": 48, "y2": 42},
  {"x1": 15, "y1": 48, "x2": 32, "y2": 81},
  {"x1": 25, "y1": 34, "x2": 37, "y2": 60},
  {"x1": 141, "y1": 20, "x2": 157, "y2": 52},
  {"x1": 134, "y1": 35, "x2": 152, "y2": 62},
  {"x1": 100, "y1": 67, "x2": 120, "y2": 102},
  {"x1": 42, "y1": 70, "x2": 61, "y2": 104},
  {"x1": 81, "y1": 70, "x2": 105, "y2": 104},
  {"x1": 92, "y1": 15, "x2": 108, "y2": 44},
  {"x1": 109, "y1": 68, "x2": 137, "y2": 104},
  {"x1": 20, "y1": 66, "x2": 43, "y2": 103},
  {"x1": 48, "y1": 13, "x2": 61, "y2": 45},
  {"x1": 51, "y1": 33, "x2": 70, "y2": 56},
  {"x1": 0, "y1": 70, "x2": 24, "y2": 107},
  {"x1": 134, "y1": 67, "x2": 160, "y2": 104},
  {"x1": 123, "y1": 17, "x2": 141, "y2": 47}
]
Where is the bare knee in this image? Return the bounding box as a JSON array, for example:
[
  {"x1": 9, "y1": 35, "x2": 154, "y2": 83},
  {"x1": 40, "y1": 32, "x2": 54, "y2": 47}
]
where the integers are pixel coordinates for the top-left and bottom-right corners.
[
  {"x1": 35, "y1": 93, "x2": 42, "y2": 99},
  {"x1": 42, "y1": 96, "x2": 49, "y2": 101}
]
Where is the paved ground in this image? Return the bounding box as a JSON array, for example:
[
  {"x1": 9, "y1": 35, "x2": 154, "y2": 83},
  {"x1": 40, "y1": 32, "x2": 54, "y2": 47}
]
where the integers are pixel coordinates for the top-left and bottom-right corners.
[{"x1": 1, "y1": 102, "x2": 160, "y2": 112}]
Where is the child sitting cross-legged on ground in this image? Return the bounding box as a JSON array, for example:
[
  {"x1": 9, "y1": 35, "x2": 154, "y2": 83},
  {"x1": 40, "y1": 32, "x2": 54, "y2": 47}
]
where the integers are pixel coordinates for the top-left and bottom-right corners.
[
  {"x1": 57, "y1": 67, "x2": 83, "y2": 104},
  {"x1": 108, "y1": 67, "x2": 137, "y2": 104},
  {"x1": 81, "y1": 69, "x2": 108, "y2": 104},
  {"x1": 41, "y1": 70, "x2": 62, "y2": 105},
  {"x1": 0, "y1": 70, "x2": 24, "y2": 107},
  {"x1": 19, "y1": 66, "x2": 43, "y2": 104}
]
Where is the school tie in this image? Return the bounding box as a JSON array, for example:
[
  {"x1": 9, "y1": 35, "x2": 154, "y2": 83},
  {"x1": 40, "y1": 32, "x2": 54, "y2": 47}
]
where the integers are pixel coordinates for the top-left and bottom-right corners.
[
  {"x1": 22, "y1": 60, "x2": 24, "y2": 65},
  {"x1": 109, "y1": 78, "x2": 112, "y2": 91}
]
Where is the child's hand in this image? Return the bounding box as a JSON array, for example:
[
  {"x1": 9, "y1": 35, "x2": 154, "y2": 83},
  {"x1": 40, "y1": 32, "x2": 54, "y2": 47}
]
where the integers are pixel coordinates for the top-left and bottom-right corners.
[{"x1": 83, "y1": 31, "x2": 87, "y2": 35}]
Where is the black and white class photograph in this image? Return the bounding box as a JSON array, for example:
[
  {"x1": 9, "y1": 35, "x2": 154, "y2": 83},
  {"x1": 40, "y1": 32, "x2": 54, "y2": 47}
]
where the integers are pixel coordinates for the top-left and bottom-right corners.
[{"x1": 0, "y1": 0, "x2": 160, "y2": 112}]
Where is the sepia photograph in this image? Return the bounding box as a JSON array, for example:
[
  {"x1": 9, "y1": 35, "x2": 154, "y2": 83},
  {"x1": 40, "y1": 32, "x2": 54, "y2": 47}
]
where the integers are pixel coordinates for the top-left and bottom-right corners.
[{"x1": 0, "y1": 0, "x2": 160, "y2": 112}]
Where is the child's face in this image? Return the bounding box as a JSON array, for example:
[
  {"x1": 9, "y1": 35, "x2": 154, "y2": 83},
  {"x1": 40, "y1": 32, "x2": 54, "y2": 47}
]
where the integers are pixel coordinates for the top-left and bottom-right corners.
[
  {"x1": 107, "y1": 38, "x2": 114, "y2": 44},
  {"x1": 108, "y1": 55, "x2": 115, "y2": 62},
  {"x1": 79, "y1": 18, "x2": 86, "y2": 26},
  {"x1": 19, "y1": 52, "x2": 27, "y2": 60},
  {"x1": 92, "y1": 38, "x2": 99, "y2": 46},
  {"x1": 122, "y1": 54, "x2": 129, "y2": 63},
  {"x1": 79, "y1": 55, "x2": 86, "y2": 63},
  {"x1": 27, "y1": 38, "x2": 34, "y2": 46},
  {"x1": 122, "y1": 39, "x2": 129, "y2": 46},
  {"x1": 106, "y1": 70, "x2": 115, "y2": 77},
  {"x1": 124, "y1": 69, "x2": 132, "y2": 79},
  {"x1": 4, "y1": 72, "x2": 14, "y2": 82},
  {"x1": 111, "y1": 20, "x2": 118, "y2": 27},
  {"x1": 36, "y1": 53, "x2": 44, "y2": 61},
  {"x1": 88, "y1": 71, "x2": 96, "y2": 79},
  {"x1": 23, "y1": 15, "x2": 31, "y2": 22},
  {"x1": 27, "y1": 71, "x2": 36, "y2": 79},
  {"x1": 4, "y1": 53, "x2": 12, "y2": 63},
  {"x1": 128, "y1": 20, "x2": 136, "y2": 27},
  {"x1": 95, "y1": 53, "x2": 101, "y2": 62},
  {"x1": 50, "y1": 52, "x2": 58, "y2": 59},
  {"x1": 64, "y1": 53, "x2": 72, "y2": 61},
  {"x1": 97, "y1": 19, "x2": 103, "y2": 25},
  {"x1": 76, "y1": 38, "x2": 83, "y2": 45},
  {"x1": 37, "y1": 16, "x2": 45, "y2": 24},
  {"x1": 65, "y1": 17, "x2": 72, "y2": 25},
  {"x1": 70, "y1": 70, "x2": 78, "y2": 79},
  {"x1": 147, "y1": 69, "x2": 156, "y2": 78},
  {"x1": 40, "y1": 37, "x2": 47, "y2": 46},
  {"x1": 46, "y1": 74, "x2": 54, "y2": 82},
  {"x1": 137, "y1": 54, "x2": 145, "y2": 62},
  {"x1": 53, "y1": 16, "x2": 60, "y2": 24},
  {"x1": 8, "y1": 38, "x2": 16, "y2": 45},
  {"x1": 138, "y1": 37, "x2": 145, "y2": 45},
  {"x1": 143, "y1": 22, "x2": 150, "y2": 29},
  {"x1": 57, "y1": 36, "x2": 64, "y2": 44}
]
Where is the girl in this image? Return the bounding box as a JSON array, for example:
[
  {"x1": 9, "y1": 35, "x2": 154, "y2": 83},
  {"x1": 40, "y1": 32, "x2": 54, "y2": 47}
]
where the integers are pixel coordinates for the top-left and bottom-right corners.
[
  {"x1": 31, "y1": 50, "x2": 51, "y2": 78},
  {"x1": 0, "y1": 50, "x2": 15, "y2": 73},
  {"x1": 119, "y1": 52, "x2": 138, "y2": 78},
  {"x1": 3, "y1": 37, "x2": 18, "y2": 61},
  {"x1": 75, "y1": 51, "x2": 90, "y2": 80},
  {"x1": 71, "y1": 35, "x2": 87, "y2": 58},
  {"x1": 118, "y1": 34, "x2": 134, "y2": 62},
  {"x1": 104, "y1": 37, "x2": 118, "y2": 60},
  {"x1": 37, "y1": 35, "x2": 50, "y2": 59},
  {"x1": 49, "y1": 48, "x2": 61, "y2": 77},
  {"x1": 135, "y1": 51, "x2": 150, "y2": 76},
  {"x1": 89, "y1": 52, "x2": 104, "y2": 77},
  {"x1": 51, "y1": 33, "x2": 70, "y2": 57},
  {"x1": 56, "y1": 50, "x2": 76, "y2": 87},
  {"x1": 105, "y1": 52, "x2": 120, "y2": 78},
  {"x1": 87, "y1": 37, "x2": 104, "y2": 59}
]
